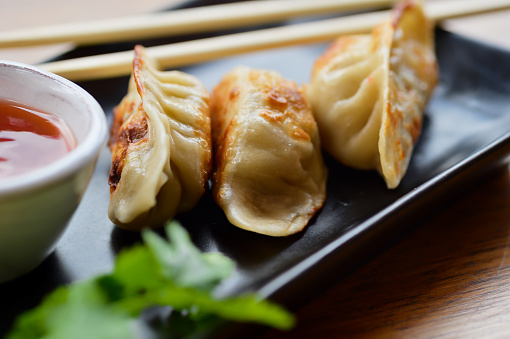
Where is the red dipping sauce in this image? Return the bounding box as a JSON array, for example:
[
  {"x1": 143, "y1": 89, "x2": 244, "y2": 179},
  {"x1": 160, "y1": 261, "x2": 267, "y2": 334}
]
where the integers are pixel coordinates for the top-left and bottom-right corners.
[{"x1": 0, "y1": 99, "x2": 75, "y2": 179}]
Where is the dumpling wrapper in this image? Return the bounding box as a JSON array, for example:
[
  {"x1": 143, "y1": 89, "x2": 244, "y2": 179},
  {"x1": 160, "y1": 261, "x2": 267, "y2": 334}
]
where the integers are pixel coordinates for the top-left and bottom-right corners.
[
  {"x1": 211, "y1": 66, "x2": 327, "y2": 237},
  {"x1": 108, "y1": 45, "x2": 212, "y2": 231},
  {"x1": 307, "y1": 0, "x2": 438, "y2": 189}
]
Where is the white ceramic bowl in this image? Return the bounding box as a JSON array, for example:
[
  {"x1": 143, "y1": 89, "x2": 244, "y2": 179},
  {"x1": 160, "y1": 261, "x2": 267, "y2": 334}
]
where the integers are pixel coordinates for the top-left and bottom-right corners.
[{"x1": 0, "y1": 61, "x2": 107, "y2": 283}]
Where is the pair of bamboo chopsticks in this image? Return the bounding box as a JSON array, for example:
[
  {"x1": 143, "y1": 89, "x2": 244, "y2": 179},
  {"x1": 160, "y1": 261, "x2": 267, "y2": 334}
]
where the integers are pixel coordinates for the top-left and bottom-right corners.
[
  {"x1": 0, "y1": 0, "x2": 396, "y2": 49},
  {"x1": 2, "y1": 0, "x2": 509, "y2": 82}
]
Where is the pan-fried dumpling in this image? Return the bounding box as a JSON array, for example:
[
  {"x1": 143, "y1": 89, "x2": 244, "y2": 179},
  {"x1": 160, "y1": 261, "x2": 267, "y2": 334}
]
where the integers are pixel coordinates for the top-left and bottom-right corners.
[
  {"x1": 108, "y1": 45, "x2": 212, "y2": 231},
  {"x1": 211, "y1": 66, "x2": 327, "y2": 237},
  {"x1": 307, "y1": 0, "x2": 438, "y2": 188}
]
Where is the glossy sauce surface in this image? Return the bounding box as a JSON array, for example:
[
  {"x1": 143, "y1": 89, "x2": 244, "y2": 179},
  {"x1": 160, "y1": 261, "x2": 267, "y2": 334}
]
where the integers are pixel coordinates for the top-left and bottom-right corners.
[{"x1": 0, "y1": 99, "x2": 75, "y2": 178}]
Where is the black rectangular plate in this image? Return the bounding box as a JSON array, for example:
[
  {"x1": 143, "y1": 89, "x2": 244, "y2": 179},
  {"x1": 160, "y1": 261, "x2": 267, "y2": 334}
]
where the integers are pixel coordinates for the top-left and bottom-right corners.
[{"x1": 2, "y1": 13, "x2": 510, "y2": 338}]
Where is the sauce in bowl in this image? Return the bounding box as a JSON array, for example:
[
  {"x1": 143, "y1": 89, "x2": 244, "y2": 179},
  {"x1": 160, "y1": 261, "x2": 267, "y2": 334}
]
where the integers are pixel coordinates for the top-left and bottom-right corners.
[{"x1": 0, "y1": 99, "x2": 75, "y2": 178}]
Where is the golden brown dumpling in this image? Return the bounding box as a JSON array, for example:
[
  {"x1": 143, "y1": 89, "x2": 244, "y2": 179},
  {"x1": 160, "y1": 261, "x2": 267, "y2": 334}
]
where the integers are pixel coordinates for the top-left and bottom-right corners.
[
  {"x1": 108, "y1": 45, "x2": 212, "y2": 231},
  {"x1": 308, "y1": 0, "x2": 438, "y2": 188},
  {"x1": 211, "y1": 66, "x2": 327, "y2": 237}
]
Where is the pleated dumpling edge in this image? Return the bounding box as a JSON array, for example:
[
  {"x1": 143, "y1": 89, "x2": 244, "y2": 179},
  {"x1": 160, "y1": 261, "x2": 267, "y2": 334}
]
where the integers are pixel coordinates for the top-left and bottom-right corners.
[
  {"x1": 308, "y1": 0, "x2": 438, "y2": 189},
  {"x1": 108, "y1": 45, "x2": 212, "y2": 231},
  {"x1": 210, "y1": 66, "x2": 328, "y2": 237}
]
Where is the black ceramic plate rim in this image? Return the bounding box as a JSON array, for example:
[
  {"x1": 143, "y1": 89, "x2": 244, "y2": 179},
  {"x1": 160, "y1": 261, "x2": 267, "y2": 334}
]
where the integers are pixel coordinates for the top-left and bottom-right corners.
[
  {"x1": 3, "y1": 4, "x2": 510, "y2": 336},
  {"x1": 257, "y1": 132, "x2": 510, "y2": 300},
  {"x1": 254, "y1": 25, "x2": 510, "y2": 298}
]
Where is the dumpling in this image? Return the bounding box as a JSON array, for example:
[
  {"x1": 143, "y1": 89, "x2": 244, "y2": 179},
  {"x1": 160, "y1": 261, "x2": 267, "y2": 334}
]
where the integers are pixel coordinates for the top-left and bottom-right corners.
[
  {"x1": 210, "y1": 66, "x2": 327, "y2": 237},
  {"x1": 307, "y1": 0, "x2": 438, "y2": 188},
  {"x1": 108, "y1": 45, "x2": 212, "y2": 231}
]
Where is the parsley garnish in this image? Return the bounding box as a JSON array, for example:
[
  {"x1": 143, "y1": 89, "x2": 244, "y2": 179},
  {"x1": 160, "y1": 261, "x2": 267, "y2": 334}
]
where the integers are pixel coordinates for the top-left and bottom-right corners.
[{"x1": 7, "y1": 221, "x2": 294, "y2": 338}]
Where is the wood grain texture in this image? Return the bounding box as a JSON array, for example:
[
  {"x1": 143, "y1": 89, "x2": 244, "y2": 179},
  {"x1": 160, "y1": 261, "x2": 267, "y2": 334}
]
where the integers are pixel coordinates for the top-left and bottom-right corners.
[
  {"x1": 2, "y1": 1, "x2": 510, "y2": 338},
  {"x1": 261, "y1": 167, "x2": 510, "y2": 338}
]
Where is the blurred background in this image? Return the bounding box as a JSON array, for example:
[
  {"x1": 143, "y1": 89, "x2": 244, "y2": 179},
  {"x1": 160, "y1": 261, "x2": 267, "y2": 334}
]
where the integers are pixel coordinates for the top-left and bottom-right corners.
[{"x1": 1, "y1": 0, "x2": 510, "y2": 65}]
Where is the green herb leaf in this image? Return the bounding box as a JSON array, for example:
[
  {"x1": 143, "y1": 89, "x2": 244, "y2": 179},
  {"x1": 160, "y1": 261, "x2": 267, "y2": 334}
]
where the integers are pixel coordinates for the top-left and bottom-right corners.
[
  {"x1": 8, "y1": 279, "x2": 136, "y2": 339},
  {"x1": 142, "y1": 221, "x2": 234, "y2": 291},
  {"x1": 7, "y1": 221, "x2": 295, "y2": 338}
]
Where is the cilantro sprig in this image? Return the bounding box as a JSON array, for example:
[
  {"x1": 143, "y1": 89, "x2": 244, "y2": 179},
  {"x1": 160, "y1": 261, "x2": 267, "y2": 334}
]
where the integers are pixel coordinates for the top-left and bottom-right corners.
[{"x1": 7, "y1": 221, "x2": 295, "y2": 339}]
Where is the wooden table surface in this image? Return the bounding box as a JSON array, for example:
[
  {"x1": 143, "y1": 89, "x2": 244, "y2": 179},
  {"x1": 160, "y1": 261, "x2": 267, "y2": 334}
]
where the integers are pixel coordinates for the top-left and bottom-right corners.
[
  {"x1": 263, "y1": 170, "x2": 510, "y2": 338},
  {"x1": 2, "y1": 1, "x2": 510, "y2": 338}
]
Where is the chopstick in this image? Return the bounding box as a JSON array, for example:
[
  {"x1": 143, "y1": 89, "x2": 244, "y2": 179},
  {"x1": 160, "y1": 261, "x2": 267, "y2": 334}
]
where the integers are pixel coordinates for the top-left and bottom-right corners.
[
  {"x1": 0, "y1": 0, "x2": 396, "y2": 48},
  {"x1": 37, "y1": 11, "x2": 386, "y2": 82},
  {"x1": 36, "y1": 0, "x2": 510, "y2": 82}
]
